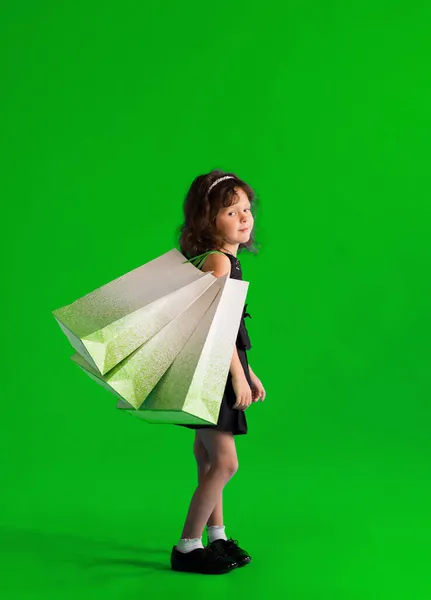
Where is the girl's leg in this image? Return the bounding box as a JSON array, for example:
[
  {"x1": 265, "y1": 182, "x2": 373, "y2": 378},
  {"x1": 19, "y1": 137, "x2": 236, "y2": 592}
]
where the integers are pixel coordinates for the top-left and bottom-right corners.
[
  {"x1": 193, "y1": 432, "x2": 223, "y2": 527},
  {"x1": 180, "y1": 429, "x2": 238, "y2": 539}
]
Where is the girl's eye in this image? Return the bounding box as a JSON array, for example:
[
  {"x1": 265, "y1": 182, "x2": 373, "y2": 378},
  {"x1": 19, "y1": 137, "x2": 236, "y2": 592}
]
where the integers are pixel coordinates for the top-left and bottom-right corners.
[{"x1": 228, "y1": 208, "x2": 251, "y2": 216}]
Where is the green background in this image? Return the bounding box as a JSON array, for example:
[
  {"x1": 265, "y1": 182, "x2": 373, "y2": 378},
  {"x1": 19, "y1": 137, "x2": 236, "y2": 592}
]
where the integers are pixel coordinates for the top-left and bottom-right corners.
[{"x1": 2, "y1": 1, "x2": 430, "y2": 598}]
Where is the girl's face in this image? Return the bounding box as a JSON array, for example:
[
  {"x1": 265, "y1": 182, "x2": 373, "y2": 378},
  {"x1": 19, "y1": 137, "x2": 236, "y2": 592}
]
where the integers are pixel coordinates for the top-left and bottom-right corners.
[{"x1": 214, "y1": 187, "x2": 253, "y2": 246}]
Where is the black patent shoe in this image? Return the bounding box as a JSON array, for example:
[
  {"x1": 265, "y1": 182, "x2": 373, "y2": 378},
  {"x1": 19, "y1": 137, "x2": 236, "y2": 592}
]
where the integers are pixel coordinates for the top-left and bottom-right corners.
[
  {"x1": 207, "y1": 538, "x2": 251, "y2": 567},
  {"x1": 170, "y1": 545, "x2": 238, "y2": 574}
]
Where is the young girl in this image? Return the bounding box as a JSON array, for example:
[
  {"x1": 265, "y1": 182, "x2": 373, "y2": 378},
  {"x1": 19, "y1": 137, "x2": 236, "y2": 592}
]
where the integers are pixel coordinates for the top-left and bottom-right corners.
[{"x1": 170, "y1": 170, "x2": 266, "y2": 575}]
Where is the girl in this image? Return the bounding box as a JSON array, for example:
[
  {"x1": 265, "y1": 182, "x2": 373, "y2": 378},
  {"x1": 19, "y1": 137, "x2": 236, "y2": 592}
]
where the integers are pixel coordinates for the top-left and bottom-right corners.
[{"x1": 170, "y1": 170, "x2": 266, "y2": 575}]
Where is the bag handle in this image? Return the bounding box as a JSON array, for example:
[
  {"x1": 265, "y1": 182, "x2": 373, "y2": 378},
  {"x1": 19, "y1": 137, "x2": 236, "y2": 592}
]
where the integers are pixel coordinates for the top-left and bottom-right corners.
[{"x1": 182, "y1": 250, "x2": 226, "y2": 271}]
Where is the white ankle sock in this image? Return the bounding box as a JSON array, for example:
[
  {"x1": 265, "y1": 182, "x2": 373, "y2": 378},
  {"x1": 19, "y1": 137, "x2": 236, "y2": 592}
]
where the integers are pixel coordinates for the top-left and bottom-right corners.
[
  {"x1": 207, "y1": 525, "x2": 227, "y2": 543},
  {"x1": 175, "y1": 537, "x2": 204, "y2": 554}
]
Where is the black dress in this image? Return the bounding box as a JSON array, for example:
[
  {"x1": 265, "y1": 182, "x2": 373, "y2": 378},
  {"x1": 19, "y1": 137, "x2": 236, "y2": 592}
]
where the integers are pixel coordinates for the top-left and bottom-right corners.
[{"x1": 175, "y1": 251, "x2": 253, "y2": 436}]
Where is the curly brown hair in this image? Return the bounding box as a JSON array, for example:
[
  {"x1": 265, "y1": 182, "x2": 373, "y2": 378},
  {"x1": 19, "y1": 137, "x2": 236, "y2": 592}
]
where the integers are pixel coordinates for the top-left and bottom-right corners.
[{"x1": 177, "y1": 169, "x2": 260, "y2": 259}]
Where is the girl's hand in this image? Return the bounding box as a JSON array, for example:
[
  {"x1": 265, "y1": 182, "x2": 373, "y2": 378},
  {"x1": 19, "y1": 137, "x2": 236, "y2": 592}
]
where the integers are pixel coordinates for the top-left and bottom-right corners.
[
  {"x1": 231, "y1": 373, "x2": 253, "y2": 411},
  {"x1": 249, "y1": 370, "x2": 266, "y2": 402}
]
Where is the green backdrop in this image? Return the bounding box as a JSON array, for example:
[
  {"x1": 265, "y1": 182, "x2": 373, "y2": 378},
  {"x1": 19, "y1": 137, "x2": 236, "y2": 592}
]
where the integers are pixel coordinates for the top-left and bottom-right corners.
[{"x1": 1, "y1": 1, "x2": 430, "y2": 598}]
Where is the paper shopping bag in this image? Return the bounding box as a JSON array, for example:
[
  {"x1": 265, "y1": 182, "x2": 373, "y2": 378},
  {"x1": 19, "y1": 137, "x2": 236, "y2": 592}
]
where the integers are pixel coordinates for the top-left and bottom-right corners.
[
  {"x1": 52, "y1": 248, "x2": 217, "y2": 375},
  {"x1": 69, "y1": 280, "x2": 220, "y2": 409},
  {"x1": 115, "y1": 272, "x2": 249, "y2": 425}
]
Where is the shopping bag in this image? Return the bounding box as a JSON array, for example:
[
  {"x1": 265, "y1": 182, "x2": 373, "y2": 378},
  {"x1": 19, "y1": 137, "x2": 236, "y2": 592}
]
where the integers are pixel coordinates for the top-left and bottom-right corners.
[
  {"x1": 52, "y1": 248, "x2": 217, "y2": 375},
  {"x1": 69, "y1": 279, "x2": 220, "y2": 409},
  {"x1": 114, "y1": 271, "x2": 249, "y2": 425}
]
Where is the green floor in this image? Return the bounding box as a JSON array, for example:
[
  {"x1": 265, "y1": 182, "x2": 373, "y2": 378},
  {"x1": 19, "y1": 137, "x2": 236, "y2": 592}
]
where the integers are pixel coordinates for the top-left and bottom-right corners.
[{"x1": 2, "y1": 365, "x2": 430, "y2": 599}]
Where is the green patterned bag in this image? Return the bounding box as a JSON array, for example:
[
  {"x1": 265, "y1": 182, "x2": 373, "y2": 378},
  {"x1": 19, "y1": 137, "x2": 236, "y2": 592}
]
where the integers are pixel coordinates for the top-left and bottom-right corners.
[
  {"x1": 72, "y1": 249, "x2": 250, "y2": 425},
  {"x1": 52, "y1": 248, "x2": 217, "y2": 375},
  {"x1": 115, "y1": 251, "x2": 249, "y2": 425}
]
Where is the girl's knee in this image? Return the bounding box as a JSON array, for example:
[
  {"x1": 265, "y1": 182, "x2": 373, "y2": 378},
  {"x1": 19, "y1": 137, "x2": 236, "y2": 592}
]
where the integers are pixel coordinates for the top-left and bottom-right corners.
[
  {"x1": 197, "y1": 429, "x2": 238, "y2": 479},
  {"x1": 226, "y1": 464, "x2": 239, "y2": 480},
  {"x1": 214, "y1": 459, "x2": 239, "y2": 480}
]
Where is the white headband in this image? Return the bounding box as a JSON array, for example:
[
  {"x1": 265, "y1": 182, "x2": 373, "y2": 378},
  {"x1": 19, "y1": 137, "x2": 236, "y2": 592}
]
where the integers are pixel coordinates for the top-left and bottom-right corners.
[{"x1": 208, "y1": 175, "x2": 235, "y2": 194}]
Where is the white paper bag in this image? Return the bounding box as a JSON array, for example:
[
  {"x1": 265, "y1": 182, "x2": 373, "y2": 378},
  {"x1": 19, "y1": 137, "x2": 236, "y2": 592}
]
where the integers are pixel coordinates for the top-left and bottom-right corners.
[
  {"x1": 115, "y1": 272, "x2": 249, "y2": 425},
  {"x1": 52, "y1": 248, "x2": 217, "y2": 375},
  {"x1": 69, "y1": 280, "x2": 220, "y2": 409}
]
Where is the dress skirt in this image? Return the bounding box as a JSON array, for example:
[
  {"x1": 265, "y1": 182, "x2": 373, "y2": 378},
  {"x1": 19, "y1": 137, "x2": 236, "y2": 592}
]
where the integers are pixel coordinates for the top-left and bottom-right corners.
[{"x1": 175, "y1": 345, "x2": 251, "y2": 436}]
